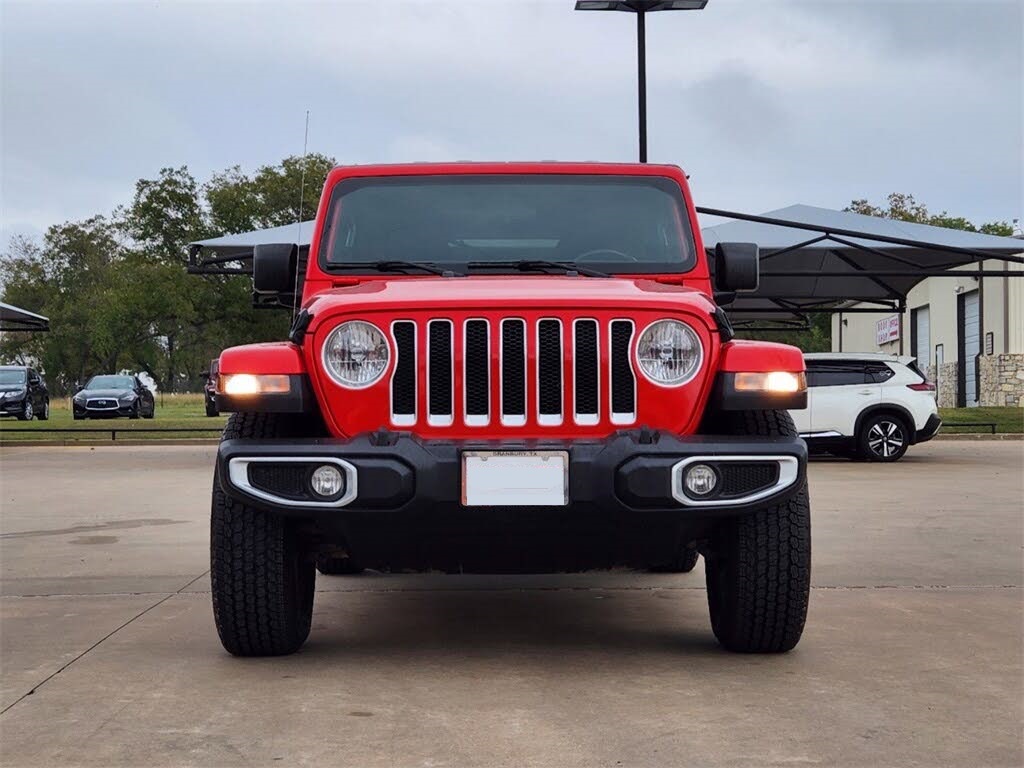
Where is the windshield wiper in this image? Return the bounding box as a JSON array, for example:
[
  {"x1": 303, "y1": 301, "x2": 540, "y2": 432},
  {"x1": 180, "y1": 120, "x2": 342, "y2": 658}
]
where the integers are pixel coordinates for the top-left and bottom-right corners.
[
  {"x1": 331, "y1": 260, "x2": 457, "y2": 277},
  {"x1": 466, "y1": 260, "x2": 610, "y2": 278}
]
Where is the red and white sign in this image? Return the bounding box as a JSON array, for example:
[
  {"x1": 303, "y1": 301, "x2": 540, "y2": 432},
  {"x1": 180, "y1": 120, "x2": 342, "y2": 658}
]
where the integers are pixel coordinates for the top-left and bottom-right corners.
[{"x1": 876, "y1": 315, "x2": 901, "y2": 346}]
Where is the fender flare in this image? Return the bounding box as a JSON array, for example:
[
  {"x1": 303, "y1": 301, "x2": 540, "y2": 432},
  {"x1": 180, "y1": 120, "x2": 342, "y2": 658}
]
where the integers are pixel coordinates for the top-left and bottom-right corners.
[{"x1": 854, "y1": 404, "x2": 918, "y2": 445}]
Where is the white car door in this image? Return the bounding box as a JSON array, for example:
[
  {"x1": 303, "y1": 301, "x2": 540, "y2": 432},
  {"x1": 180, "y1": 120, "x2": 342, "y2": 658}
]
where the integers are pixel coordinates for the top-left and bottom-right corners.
[{"x1": 806, "y1": 361, "x2": 880, "y2": 436}]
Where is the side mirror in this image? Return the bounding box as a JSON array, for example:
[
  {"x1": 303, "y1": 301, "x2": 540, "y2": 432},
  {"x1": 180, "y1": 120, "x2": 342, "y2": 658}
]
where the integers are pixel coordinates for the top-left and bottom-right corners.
[
  {"x1": 714, "y1": 242, "x2": 760, "y2": 293},
  {"x1": 253, "y1": 243, "x2": 298, "y2": 295}
]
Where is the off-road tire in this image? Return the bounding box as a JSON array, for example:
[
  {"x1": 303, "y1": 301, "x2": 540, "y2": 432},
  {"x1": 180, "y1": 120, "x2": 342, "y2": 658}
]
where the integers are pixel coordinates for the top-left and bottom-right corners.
[
  {"x1": 703, "y1": 409, "x2": 811, "y2": 653},
  {"x1": 210, "y1": 412, "x2": 318, "y2": 656},
  {"x1": 316, "y1": 555, "x2": 364, "y2": 576},
  {"x1": 650, "y1": 546, "x2": 699, "y2": 574}
]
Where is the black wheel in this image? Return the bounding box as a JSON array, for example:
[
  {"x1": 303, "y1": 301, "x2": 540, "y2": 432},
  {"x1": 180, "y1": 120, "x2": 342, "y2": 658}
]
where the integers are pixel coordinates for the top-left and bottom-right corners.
[
  {"x1": 73, "y1": 412, "x2": 84, "y2": 420},
  {"x1": 205, "y1": 399, "x2": 219, "y2": 417},
  {"x1": 858, "y1": 413, "x2": 908, "y2": 462},
  {"x1": 316, "y1": 555, "x2": 364, "y2": 576},
  {"x1": 129, "y1": 403, "x2": 140, "y2": 420},
  {"x1": 703, "y1": 409, "x2": 811, "y2": 653},
  {"x1": 37, "y1": 399, "x2": 49, "y2": 421},
  {"x1": 16, "y1": 400, "x2": 33, "y2": 421},
  {"x1": 210, "y1": 412, "x2": 319, "y2": 656},
  {"x1": 650, "y1": 546, "x2": 699, "y2": 574},
  {"x1": 143, "y1": 405, "x2": 155, "y2": 419}
]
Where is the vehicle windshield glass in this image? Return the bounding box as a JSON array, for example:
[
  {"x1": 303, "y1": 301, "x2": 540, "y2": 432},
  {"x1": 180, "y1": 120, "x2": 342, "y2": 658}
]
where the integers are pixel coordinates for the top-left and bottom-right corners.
[
  {"x1": 318, "y1": 175, "x2": 696, "y2": 274},
  {"x1": 0, "y1": 370, "x2": 26, "y2": 385},
  {"x1": 86, "y1": 375, "x2": 134, "y2": 390}
]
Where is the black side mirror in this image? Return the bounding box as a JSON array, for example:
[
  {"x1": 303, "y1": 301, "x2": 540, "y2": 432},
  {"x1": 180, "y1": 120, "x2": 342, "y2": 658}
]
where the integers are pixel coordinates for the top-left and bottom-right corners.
[
  {"x1": 714, "y1": 242, "x2": 760, "y2": 293},
  {"x1": 253, "y1": 243, "x2": 298, "y2": 294}
]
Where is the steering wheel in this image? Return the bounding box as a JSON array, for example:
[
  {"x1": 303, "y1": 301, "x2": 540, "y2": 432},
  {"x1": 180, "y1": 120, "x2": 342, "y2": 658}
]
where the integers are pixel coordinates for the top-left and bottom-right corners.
[{"x1": 576, "y1": 248, "x2": 638, "y2": 263}]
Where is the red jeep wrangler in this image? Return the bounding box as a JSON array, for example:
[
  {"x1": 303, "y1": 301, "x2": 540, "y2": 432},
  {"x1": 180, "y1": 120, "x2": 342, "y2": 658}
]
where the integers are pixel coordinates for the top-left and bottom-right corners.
[{"x1": 211, "y1": 162, "x2": 810, "y2": 656}]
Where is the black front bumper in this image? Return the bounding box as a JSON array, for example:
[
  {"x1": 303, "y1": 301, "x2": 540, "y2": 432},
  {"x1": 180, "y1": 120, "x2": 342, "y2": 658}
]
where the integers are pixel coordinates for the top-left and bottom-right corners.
[
  {"x1": 218, "y1": 431, "x2": 806, "y2": 518},
  {"x1": 218, "y1": 431, "x2": 806, "y2": 572},
  {"x1": 0, "y1": 398, "x2": 26, "y2": 416},
  {"x1": 73, "y1": 403, "x2": 134, "y2": 418}
]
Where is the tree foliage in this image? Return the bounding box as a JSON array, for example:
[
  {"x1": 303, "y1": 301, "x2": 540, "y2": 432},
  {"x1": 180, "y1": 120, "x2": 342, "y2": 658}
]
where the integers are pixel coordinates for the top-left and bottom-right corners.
[{"x1": 1, "y1": 154, "x2": 335, "y2": 393}]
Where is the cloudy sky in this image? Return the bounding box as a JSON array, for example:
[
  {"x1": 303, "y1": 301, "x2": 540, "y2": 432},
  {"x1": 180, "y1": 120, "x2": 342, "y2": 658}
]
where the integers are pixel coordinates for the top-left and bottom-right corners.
[{"x1": 2, "y1": 0, "x2": 1021, "y2": 246}]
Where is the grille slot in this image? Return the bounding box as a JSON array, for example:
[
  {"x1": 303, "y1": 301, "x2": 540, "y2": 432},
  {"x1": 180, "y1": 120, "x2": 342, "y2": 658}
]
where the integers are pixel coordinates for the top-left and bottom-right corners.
[
  {"x1": 428, "y1": 319, "x2": 453, "y2": 426},
  {"x1": 573, "y1": 319, "x2": 599, "y2": 424},
  {"x1": 610, "y1": 320, "x2": 636, "y2": 424},
  {"x1": 537, "y1": 319, "x2": 563, "y2": 425},
  {"x1": 501, "y1": 319, "x2": 527, "y2": 426},
  {"x1": 391, "y1": 321, "x2": 416, "y2": 426},
  {"x1": 464, "y1": 319, "x2": 490, "y2": 425}
]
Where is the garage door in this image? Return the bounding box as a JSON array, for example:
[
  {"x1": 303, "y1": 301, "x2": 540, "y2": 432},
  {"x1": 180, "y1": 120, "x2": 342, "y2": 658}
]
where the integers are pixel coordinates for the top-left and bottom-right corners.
[
  {"x1": 961, "y1": 291, "x2": 980, "y2": 406},
  {"x1": 913, "y1": 306, "x2": 930, "y2": 372}
]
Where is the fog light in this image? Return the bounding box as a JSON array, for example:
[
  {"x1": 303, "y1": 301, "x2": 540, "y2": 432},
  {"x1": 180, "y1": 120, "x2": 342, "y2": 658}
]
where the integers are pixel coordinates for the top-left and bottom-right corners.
[
  {"x1": 684, "y1": 464, "x2": 718, "y2": 496},
  {"x1": 310, "y1": 464, "x2": 345, "y2": 499}
]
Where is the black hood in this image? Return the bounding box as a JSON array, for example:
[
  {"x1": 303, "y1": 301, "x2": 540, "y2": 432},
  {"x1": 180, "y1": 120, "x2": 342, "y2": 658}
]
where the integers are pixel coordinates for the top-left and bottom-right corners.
[{"x1": 78, "y1": 388, "x2": 134, "y2": 398}]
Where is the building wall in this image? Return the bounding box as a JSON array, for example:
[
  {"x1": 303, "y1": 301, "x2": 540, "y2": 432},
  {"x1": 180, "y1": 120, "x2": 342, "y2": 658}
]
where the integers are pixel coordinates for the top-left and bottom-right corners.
[{"x1": 831, "y1": 257, "x2": 1024, "y2": 406}]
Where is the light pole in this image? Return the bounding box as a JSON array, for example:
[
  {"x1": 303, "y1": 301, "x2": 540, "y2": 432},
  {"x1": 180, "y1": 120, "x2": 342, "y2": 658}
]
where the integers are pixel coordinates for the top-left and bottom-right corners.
[{"x1": 574, "y1": 1, "x2": 709, "y2": 163}]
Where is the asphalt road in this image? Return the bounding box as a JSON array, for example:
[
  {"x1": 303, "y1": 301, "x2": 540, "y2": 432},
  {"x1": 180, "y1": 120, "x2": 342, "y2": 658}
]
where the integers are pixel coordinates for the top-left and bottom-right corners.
[{"x1": 1, "y1": 442, "x2": 1021, "y2": 768}]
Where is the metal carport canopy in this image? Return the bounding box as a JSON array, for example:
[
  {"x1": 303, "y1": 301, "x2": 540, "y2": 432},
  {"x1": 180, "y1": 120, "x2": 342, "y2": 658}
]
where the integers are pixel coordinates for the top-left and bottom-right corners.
[
  {"x1": 699, "y1": 205, "x2": 1024, "y2": 320},
  {"x1": 0, "y1": 302, "x2": 49, "y2": 332}
]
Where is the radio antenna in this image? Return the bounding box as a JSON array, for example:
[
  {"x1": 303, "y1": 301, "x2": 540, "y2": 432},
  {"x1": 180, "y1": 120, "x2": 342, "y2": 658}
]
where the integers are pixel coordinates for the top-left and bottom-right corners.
[{"x1": 292, "y1": 110, "x2": 311, "y2": 318}]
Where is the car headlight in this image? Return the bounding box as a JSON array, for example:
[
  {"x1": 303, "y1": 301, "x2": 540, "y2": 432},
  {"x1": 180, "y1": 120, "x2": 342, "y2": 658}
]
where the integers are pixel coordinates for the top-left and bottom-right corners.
[
  {"x1": 73, "y1": 393, "x2": 86, "y2": 403},
  {"x1": 636, "y1": 319, "x2": 702, "y2": 386},
  {"x1": 322, "y1": 320, "x2": 390, "y2": 388},
  {"x1": 119, "y1": 393, "x2": 137, "y2": 403}
]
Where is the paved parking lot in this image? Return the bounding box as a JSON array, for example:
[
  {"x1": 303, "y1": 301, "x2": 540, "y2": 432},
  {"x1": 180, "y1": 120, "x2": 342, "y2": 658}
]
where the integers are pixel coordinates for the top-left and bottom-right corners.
[{"x1": 1, "y1": 441, "x2": 1021, "y2": 767}]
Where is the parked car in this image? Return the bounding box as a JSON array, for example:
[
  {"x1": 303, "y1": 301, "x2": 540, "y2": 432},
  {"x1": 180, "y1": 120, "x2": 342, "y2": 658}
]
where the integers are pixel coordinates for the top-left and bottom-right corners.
[
  {"x1": 0, "y1": 365, "x2": 49, "y2": 420},
  {"x1": 790, "y1": 353, "x2": 941, "y2": 462},
  {"x1": 203, "y1": 359, "x2": 219, "y2": 417},
  {"x1": 205, "y1": 161, "x2": 813, "y2": 657},
  {"x1": 73, "y1": 374, "x2": 155, "y2": 420}
]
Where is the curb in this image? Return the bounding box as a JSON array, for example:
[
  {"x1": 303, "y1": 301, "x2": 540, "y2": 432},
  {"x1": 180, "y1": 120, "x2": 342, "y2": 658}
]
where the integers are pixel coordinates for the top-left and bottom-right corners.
[
  {"x1": 932, "y1": 433, "x2": 1022, "y2": 441},
  {"x1": 0, "y1": 439, "x2": 221, "y2": 448}
]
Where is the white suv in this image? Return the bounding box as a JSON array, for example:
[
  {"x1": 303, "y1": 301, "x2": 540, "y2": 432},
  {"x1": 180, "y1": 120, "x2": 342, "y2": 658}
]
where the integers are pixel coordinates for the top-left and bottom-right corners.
[{"x1": 790, "y1": 353, "x2": 941, "y2": 462}]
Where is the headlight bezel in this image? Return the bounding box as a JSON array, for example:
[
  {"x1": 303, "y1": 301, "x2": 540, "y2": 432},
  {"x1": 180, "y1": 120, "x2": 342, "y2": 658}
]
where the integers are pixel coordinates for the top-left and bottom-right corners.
[
  {"x1": 321, "y1": 320, "x2": 391, "y2": 389},
  {"x1": 634, "y1": 318, "x2": 704, "y2": 388}
]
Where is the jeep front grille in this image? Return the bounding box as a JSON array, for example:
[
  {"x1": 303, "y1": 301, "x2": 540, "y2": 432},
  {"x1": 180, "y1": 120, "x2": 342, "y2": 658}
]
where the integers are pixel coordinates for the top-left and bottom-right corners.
[{"x1": 389, "y1": 317, "x2": 637, "y2": 429}]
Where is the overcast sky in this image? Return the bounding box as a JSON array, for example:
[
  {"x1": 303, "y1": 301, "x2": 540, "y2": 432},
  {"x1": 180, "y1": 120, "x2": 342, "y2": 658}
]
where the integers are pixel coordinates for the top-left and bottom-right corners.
[{"x1": 2, "y1": 0, "x2": 1021, "y2": 246}]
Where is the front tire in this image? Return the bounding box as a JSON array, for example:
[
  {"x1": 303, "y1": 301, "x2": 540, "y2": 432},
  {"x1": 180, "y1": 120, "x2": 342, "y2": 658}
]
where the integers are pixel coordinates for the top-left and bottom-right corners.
[
  {"x1": 17, "y1": 400, "x2": 32, "y2": 421},
  {"x1": 703, "y1": 410, "x2": 811, "y2": 653},
  {"x1": 37, "y1": 400, "x2": 49, "y2": 421},
  {"x1": 858, "y1": 413, "x2": 909, "y2": 462},
  {"x1": 210, "y1": 412, "x2": 318, "y2": 656}
]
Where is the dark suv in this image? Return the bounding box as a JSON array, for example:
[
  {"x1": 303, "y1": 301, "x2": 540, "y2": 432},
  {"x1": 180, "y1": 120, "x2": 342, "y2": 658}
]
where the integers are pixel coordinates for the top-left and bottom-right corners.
[{"x1": 0, "y1": 365, "x2": 49, "y2": 420}]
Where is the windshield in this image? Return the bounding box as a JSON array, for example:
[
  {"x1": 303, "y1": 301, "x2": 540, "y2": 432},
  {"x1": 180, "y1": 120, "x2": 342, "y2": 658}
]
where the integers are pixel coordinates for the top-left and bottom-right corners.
[
  {"x1": 0, "y1": 369, "x2": 26, "y2": 386},
  {"x1": 86, "y1": 375, "x2": 135, "y2": 390},
  {"x1": 318, "y1": 175, "x2": 696, "y2": 274}
]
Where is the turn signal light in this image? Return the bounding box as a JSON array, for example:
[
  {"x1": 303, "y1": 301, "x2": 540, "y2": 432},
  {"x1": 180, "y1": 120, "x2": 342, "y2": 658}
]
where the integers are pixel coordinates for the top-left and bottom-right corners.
[
  {"x1": 219, "y1": 374, "x2": 291, "y2": 396},
  {"x1": 733, "y1": 371, "x2": 806, "y2": 394}
]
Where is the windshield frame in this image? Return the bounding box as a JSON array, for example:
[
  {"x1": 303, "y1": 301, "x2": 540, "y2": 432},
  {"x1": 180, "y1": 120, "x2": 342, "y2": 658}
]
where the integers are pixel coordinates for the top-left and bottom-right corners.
[
  {"x1": 316, "y1": 174, "x2": 698, "y2": 277},
  {"x1": 85, "y1": 375, "x2": 136, "y2": 391}
]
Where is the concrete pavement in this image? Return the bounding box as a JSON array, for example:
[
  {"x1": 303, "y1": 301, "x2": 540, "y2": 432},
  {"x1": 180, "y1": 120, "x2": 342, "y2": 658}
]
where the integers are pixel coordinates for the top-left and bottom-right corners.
[{"x1": 1, "y1": 442, "x2": 1021, "y2": 767}]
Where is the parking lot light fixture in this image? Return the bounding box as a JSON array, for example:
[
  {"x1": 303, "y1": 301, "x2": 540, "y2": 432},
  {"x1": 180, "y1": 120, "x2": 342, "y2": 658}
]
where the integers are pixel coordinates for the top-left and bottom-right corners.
[{"x1": 574, "y1": 0, "x2": 709, "y2": 162}]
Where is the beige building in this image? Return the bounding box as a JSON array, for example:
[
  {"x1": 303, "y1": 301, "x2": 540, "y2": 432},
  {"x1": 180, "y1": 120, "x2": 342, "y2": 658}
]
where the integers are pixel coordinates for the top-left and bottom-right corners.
[{"x1": 832, "y1": 256, "x2": 1024, "y2": 407}]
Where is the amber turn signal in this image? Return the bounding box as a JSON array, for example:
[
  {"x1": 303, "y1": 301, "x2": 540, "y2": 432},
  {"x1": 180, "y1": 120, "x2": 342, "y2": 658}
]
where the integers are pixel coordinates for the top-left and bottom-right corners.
[
  {"x1": 733, "y1": 371, "x2": 806, "y2": 394},
  {"x1": 219, "y1": 373, "x2": 291, "y2": 396}
]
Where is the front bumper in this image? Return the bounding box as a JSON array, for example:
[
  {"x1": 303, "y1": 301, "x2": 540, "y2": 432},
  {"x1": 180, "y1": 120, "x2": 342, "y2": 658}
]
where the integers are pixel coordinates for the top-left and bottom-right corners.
[
  {"x1": 0, "y1": 397, "x2": 26, "y2": 416},
  {"x1": 217, "y1": 430, "x2": 807, "y2": 519},
  {"x1": 73, "y1": 402, "x2": 136, "y2": 418}
]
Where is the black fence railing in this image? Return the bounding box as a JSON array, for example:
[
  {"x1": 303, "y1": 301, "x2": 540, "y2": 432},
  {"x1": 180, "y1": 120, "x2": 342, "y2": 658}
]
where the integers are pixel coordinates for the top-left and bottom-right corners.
[{"x1": 0, "y1": 427, "x2": 223, "y2": 441}]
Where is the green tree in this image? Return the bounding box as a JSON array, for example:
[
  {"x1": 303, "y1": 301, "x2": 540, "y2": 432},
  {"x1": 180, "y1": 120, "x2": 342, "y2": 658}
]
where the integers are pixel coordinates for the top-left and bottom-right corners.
[{"x1": 846, "y1": 193, "x2": 1014, "y2": 236}]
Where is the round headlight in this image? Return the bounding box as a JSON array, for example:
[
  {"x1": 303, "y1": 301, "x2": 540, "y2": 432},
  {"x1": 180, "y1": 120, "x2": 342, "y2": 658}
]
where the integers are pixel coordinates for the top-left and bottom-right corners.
[
  {"x1": 322, "y1": 321, "x2": 390, "y2": 388},
  {"x1": 636, "y1": 320, "x2": 702, "y2": 386}
]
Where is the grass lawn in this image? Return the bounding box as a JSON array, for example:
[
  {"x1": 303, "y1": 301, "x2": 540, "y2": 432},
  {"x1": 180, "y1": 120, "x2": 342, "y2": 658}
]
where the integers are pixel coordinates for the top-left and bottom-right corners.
[
  {"x1": 939, "y1": 406, "x2": 1024, "y2": 434},
  {"x1": 0, "y1": 393, "x2": 227, "y2": 442}
]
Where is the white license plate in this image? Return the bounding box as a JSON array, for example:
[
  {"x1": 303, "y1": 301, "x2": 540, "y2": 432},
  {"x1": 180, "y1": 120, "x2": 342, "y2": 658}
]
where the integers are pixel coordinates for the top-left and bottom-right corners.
[{"x1": 461, "y1": 451, "x2": 569, "y2": 507}]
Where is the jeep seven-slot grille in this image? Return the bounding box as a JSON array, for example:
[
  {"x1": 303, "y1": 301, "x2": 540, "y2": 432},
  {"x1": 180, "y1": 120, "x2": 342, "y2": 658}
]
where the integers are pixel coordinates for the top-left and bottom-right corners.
[{"x1": 389, "y1": 318, "x2": 637, "y2": 428}]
